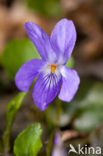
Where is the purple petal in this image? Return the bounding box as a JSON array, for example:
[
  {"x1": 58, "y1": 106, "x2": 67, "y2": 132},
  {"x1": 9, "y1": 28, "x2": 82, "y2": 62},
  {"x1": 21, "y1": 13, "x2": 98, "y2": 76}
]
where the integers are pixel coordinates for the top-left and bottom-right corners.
[
  {"x1": 53, "y1": 132, "x2": 62, "y2": 146},
  {"x1": 25, "y1": 22, "x2": 56, "y2": 63},
  {"x1": 50, "y1": 18, "x2": 76, "y2": 64},
  {"x1": 15, "y1": 59, "x2": 45, "y2": 92},
  {"x1": 32, "y1": 73, "x2": 62, "y2": 111},
  {"x1": 52, "y1": 132, "x2": 68, "y2": 156},
  {"x1": 58, "y1": 66, "x2": 80, "y2": 102}
]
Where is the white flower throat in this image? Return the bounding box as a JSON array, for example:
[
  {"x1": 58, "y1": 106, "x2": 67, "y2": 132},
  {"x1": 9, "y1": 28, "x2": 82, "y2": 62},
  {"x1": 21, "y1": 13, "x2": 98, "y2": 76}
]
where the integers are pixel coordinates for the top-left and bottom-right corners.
[{"x1": 42, "y1": 63, "x2": 62, "y2": 79}]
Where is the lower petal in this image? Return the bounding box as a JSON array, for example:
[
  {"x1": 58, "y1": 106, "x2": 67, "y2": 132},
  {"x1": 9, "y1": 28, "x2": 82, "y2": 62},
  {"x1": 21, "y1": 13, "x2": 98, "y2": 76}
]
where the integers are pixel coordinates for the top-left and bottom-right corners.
[
  {"x1": 15, "y1": 59, "x2": 45, "y2": 92},
  {"x1": 58, "y1": 66, "x2": 80, "y2": 102},
  {"x1": 32, "y1": 73, "x2": 62, "y2": 111}
]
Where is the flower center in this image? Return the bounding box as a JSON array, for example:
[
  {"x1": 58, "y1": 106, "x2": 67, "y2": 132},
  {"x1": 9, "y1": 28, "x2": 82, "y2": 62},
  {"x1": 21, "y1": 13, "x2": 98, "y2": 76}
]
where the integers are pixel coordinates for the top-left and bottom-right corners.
[{"x1": 51, "y1": 64, "x2": 56, "y2": 73}]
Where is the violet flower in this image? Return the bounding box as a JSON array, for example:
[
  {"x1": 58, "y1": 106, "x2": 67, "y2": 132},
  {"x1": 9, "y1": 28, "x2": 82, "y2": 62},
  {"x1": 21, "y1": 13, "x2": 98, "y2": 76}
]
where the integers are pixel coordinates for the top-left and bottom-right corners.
[
  {"x1": 52, "y1": 132, "x2": 68, "y2": 156},
  {"x1": 15, "y1": 18, "x2": 80, "y2": 111}
]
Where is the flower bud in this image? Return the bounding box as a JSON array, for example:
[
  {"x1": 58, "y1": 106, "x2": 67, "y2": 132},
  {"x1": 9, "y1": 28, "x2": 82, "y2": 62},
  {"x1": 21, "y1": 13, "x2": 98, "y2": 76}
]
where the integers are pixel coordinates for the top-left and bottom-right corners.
[{"x1": 52, "y1": 132, "x2": 68, "y2": 156}]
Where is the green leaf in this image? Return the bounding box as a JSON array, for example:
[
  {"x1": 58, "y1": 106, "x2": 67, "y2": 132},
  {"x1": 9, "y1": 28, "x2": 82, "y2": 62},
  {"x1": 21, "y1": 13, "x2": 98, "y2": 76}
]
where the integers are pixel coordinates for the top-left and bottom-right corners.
[
  {"x1": 14, "y1": 123, "x2": 43, "y2": 156},
  {"x1": 6, "y1": 92, "x2": 26, "y2": 131},
  {"x1": 26, "y1": 0, "x2": 62, "y2": 17},
  {"x1": 1, "y1": 39, "x2": 40, "y2": 80},
  {"x1": 66, "y1": 57, "x2": 74, "y2": 68},
  {"x1": 74, "y1": 109, "x2": 103, "y2": 132},
  {"x1": 72, "y1": 80, "x2": 103, "y2": 132},
  {"x1": 3, "y1": 92, "x2": 26, "y2": 153}
]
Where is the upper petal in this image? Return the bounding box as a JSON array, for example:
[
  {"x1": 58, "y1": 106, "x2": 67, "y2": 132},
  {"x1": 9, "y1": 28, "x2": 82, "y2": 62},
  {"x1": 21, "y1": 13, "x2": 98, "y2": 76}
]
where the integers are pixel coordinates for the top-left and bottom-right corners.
[
  {"x1": 15, "y1": 59, "x2": 45, "y2": 92},
  {"x1": 58, "y1": 66, "x2": 80, "y2": 102},
  {"x1": 50, "y1": 18, "x2": 76, "y2": 64},
  {"x1": 32, "y1": 73, "x2": 62, "y2": 111},
  {"x1": 25, "y1": 22, "x2": 56, "y2": 63}
]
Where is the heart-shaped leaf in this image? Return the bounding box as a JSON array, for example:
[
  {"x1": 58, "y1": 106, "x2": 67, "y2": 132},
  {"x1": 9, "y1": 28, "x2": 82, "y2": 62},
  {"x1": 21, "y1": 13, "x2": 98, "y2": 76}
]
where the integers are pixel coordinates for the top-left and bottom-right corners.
[
  {"x1": 14, "y1": 123, "x2": 42, "y2": 156},
  {"x1": 1, "y1": 39, "x2": 40, "y2": 80}
]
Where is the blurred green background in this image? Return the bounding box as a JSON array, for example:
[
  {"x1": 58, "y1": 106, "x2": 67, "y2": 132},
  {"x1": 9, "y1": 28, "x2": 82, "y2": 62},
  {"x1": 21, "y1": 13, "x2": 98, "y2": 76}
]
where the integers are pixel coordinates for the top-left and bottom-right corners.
[{"x1": 0, "y1": 0, "x2": 103, "y2": 155}]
